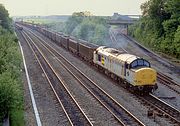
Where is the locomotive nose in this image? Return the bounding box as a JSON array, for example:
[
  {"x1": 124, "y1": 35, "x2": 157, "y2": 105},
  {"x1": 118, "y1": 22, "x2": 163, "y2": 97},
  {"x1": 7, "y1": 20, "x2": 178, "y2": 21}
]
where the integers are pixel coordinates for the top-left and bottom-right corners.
[{"x1": 134, "y1": 68, "x2": 157, "y2": 86}]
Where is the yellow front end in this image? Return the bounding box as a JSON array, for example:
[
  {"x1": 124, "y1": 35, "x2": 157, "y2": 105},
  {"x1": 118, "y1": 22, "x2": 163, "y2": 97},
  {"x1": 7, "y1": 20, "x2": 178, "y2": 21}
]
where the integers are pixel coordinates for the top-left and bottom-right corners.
[{"x1": 134, "y1": 68, "x2": 157, "y2": 86}]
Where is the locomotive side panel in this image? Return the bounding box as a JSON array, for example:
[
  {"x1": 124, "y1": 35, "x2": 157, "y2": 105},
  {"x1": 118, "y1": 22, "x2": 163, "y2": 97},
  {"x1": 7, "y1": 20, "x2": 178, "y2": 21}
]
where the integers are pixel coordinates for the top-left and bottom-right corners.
[{"x1": 124, "y1": 69, "x2": 135, "y2": 85}]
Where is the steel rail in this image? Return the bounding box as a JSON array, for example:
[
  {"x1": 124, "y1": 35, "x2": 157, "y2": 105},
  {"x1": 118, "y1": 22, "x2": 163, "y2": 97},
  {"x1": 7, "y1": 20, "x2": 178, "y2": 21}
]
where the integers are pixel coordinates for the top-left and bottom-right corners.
[
  {"x1": 138, "y1": 93, "x2": 180, "y2": 125},
  {"x1": 20, "y1": 29, "x2": 93, "y2": 126},
  {"x1": 157, "y1": 72, "x2": 180, "y2": 95}
]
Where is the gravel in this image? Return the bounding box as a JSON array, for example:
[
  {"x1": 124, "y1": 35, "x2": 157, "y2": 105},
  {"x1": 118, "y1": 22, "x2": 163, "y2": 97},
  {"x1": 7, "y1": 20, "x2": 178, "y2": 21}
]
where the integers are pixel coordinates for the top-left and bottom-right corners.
[
  {"x1": 22, "y1": 68, "x2": 37, "y2": 126},
  {"x1": 153, "y1": 82, "x2": 180, "y2": 109},
  {"x1": 16, "y1": 30, "x2": 71, "y2": 126}
]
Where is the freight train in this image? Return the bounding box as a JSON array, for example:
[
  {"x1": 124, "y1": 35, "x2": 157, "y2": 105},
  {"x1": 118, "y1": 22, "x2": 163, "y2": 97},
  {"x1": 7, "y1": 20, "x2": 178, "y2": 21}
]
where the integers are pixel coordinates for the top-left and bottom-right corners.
[{"x1": 16, "y1": 22, "x2": 158, "y2": 93}]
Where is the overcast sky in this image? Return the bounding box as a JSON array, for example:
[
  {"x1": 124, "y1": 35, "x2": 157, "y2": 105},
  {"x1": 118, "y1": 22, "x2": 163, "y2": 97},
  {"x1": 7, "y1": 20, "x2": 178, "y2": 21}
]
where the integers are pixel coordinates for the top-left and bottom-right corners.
[{"x1": 1, "y1": 0, "x2": 147, "y2": 16}]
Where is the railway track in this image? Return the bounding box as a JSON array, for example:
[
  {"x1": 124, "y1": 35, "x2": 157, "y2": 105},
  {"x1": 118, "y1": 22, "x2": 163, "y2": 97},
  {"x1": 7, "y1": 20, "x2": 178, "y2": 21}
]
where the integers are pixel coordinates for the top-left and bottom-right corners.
[
  {"x1": 24, "y1": 27, "x2": 145, "y2": 126},
  {"x1": 157, "y1": 72, "x2": 180, "y2": 94},
  {"x1": 20, "y1": 29, "x2": 93, "y2": 126},
  {"x1": 139, "y1": 94, "x2": 180, "y2": 125},
  {"x1": 109, "y1": 29, "x2": 128, "y2": 52}
]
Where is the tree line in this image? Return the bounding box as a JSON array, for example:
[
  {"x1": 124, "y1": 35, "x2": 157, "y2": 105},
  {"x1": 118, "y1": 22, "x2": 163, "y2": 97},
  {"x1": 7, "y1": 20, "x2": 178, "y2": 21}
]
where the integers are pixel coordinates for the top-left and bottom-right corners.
[
  {"x1": 129, "y1": 0, "x2": 180, "y2": 59},
  {"x1": 0, "y1": 4, "x2": 12, "y2": 31}
]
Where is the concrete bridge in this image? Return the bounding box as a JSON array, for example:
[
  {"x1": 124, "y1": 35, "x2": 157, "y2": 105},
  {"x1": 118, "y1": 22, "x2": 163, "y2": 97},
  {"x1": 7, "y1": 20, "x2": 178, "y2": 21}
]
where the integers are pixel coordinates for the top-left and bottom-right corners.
[{"x1": 107, "y1": 13, "x2": 140, "y2": 35}]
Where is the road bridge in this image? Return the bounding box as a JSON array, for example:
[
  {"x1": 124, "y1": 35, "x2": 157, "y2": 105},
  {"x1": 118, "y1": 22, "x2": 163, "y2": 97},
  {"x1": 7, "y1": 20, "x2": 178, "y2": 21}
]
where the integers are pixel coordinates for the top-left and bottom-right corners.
[{"x1": 107, "y1": 13, "x2": 140, "y2": 35}]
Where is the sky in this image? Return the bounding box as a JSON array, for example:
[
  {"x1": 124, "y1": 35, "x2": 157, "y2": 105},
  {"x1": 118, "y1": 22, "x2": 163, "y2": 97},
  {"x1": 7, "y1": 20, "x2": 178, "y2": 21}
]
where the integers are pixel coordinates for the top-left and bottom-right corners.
[{"x1": 0, "y1": 0, "x2": 147, "y2": 16}]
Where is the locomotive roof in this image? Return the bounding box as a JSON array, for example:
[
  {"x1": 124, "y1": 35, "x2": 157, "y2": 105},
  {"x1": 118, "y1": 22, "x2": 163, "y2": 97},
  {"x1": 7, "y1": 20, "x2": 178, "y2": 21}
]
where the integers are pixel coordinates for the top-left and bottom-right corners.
[
  {"x1": 117, "y1": 54, "x2": 139, "y2": 64},
  {"x1": 97, "y1": 46, "x2": 139, "y2": 64}
]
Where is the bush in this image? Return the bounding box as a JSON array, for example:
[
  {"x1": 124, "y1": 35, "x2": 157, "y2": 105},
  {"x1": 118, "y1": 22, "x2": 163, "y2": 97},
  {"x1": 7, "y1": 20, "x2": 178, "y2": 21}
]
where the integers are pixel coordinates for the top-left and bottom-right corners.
[
  {"x1": 0, "y1": 72, "x2": 21, "y2": 121},
  {"x1": 0, "y1": 27, "x2": 23, "y2": 124},
  {"x1": 174, "y1": 26, "x2": 180, "y2": 58}
]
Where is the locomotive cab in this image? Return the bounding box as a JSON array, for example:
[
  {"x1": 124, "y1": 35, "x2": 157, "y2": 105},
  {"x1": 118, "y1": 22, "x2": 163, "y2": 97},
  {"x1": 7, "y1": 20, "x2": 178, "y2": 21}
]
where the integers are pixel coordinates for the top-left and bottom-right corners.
[{"x1": 128, "y1": 59, "x2": 157, "y2": 91}]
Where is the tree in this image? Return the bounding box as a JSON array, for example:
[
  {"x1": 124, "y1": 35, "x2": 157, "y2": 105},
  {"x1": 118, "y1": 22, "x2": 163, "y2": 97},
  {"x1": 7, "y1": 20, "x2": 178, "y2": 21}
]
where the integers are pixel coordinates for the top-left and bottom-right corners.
[
  {"x1": 163, "y1": 0, "x2": 180, "y2": 36},
  {"x1": 163, "y1": 18, "x2": 179, "y2": 34},
  {"x1": 77, "y1": 19, "x2": 95, "y2": 40},
  {"x1": 0, "y1": 72, "x2": 21, "y2": 122},
  {"x1": 141, "y1": 1, "x2": 150, "y2": 16},
  {"x1": 64, "y1": 12, "x2": 109, "y2": 45},
  {"x1": 72, "y1": 11, "x2": 93, "y2": 17},
  {"x1": 0, "y1": 4, "x2": 11, "y2": 31},
  {"x1": 174, "y1": 26, "x2": 180, "y2": 58},
  {"x1": 129, "y1": 0, "x2": 180, "y2": 59},
  {"x1": 164, "y1": 0, "x2": 180, "y2": 19},
  {"x1": 65, "y1": 11, "x2": 94, "y2": 34}
]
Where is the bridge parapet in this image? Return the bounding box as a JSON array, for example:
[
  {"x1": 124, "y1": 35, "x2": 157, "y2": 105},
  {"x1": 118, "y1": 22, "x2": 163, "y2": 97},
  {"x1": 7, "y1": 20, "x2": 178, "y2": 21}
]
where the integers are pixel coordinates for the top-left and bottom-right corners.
[{"x1": 107, "y1": 19, "x2": 137, "y2": 25}]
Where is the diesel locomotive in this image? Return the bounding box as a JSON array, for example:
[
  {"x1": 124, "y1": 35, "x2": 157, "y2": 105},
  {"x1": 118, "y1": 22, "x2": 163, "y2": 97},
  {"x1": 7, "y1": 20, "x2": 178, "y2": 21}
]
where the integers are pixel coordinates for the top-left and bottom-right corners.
[{"x1": 93, "y1": 46, "x2": 157, "y2": 93}]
